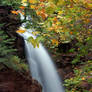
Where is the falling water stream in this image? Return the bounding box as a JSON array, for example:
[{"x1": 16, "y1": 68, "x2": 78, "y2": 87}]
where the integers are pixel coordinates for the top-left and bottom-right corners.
[{"x1": 19, "y1": 14, "x2": 65, "y2": 92}]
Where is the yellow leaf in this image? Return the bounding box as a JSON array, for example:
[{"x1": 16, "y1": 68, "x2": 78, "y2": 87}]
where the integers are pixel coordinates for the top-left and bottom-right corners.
[
  {"x1": 29, "y1": 0, "x2": 38, "y2": 3},
  {"x1": 48, "y1": 27, "x2": 54, "y2": 31},
  {"x1": 27, "y1": 37, "x2": 36, "y2": 48},
  {"x1": 19, "y1": 6, "x2": 25, "y2": 9},
  {"x1": 36, "y1": 11, "x2": 41, "y2": 15},
  {"x1": 22, "y1": 0, "x2": 38, "y2": 5},
  {"x1": 32, "y1": 31, "x2": 40, "y2": 35},
  {"x1": 27, "y1": 37, "x2": 40, "y2": 48},
  {"x1": 54, "y1": 29, "x2": 60, "y2": 33},
  {"x1": 30, "y1": 5, "x2": 36, "y2": 9},
  {"x1": 87, "y1": 4, "x2": 92, "y2": 8},
  {"x1": 58, "y1": 11, "x2": 63, "y2": 15},
  {"x1": 22, "y1": 0, "x2": 27, "y2": 5},
  {"x1": 83, "y1": 0, "x2": 92, "y2": 4},
  {"x1": 42, "y1": 33, "x2": 50, "y2": 37},
  {"x1": 57, "y1": 0, "x2": 65, "y2": 6},
  {"x1": 45, "y1": 2, "x2": 56, "y2": 14},
  {"x1": 35, "y1": 39, "x2": 39, "y2": 48},
  {"x1": 73, "y1": 0, "x2": 79, "y2": 3},
  {"x1": 56, "y1": 21, "x2": 61, "y2": 25}
]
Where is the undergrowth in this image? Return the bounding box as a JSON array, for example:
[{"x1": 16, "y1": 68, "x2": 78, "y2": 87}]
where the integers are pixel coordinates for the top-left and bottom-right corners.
[
  {"x1": 0, "y1": 24, "x2": 28, "y2": 72},
  {"x1": 64, "y1": 61, "x2": 92, "y2": 92}
]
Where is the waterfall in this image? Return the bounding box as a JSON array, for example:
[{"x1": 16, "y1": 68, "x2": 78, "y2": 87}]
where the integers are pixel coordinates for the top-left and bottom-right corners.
[{"x1": 19, "y1": 14, "x2": 65, "y2": 92}]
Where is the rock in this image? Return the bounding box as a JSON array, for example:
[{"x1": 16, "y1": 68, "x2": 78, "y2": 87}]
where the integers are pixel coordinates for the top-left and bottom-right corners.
[
  {"x1": 15, "y1": 34, "x2": 25, "y2": 59},
  {"x1": 0, "y1": 68, "x2": 42, "y2": 92},
  {"x1": 0, "y1": 82, "x2": 14, "y2": 92},
  {"x1": 58, "y1": 69, "x2": 65, "y2": 79},
  {"x1": 79, "y1": 81, "x2": 92, "y2": 90}
]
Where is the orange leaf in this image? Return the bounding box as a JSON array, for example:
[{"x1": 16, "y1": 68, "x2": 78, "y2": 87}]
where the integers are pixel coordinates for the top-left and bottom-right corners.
[
  {"x1": 53, "y1": 17, "x2": 58, "y2": 22},
  {"x1": 40, "y1": 3, "x2": 45, "y2": 7},
  {"x1": 19, "y1": 6, "x2": 25, "y2": 10},
  {"x1": 35, "y1": 7, "x2": 39, "y2": 10},
  {"x1": 70, "y1": 32, "x2": 73, "y2": 35},
  {"x1": 36, "y1": 11, "x2": 41, "y2": 15},
  {"x1": 11, "y1": 11, "x2": 18, "y2": 15},
  {"x1": 41, "y1": 8, "x2": 45, "y2": 13},
  {"x1": 41, "y1": 13, "x2": 48, "y2": 20},
  {"x1": 30, "y1": 5, "x2": 35, "y2": 9},
  {"x1": 88, "y1": 31, "x2": 91, "y2": 34},
  {"x1": 48, "y1": 27, "x2": 54, "y2": 31},
  {"x1": 18, "y1": 10, "x2": 25, "y2": 15},
  {"x1": 51, "y1": 39, "x2": 59, "y2": 45},
  {"x1": 16, "y1": 29, "x2": 26, "y2": 33},
  {"x1": 81, "y1": 77, "x2": 85, "y2": 80}
]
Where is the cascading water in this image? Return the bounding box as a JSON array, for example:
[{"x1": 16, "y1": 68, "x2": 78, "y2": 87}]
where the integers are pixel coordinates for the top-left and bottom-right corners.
[{"x1": 19, "y1": 14, "x2": 65, "y2": 92}]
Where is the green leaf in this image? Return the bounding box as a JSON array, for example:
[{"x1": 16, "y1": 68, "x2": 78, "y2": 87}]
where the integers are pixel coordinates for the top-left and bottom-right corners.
[{"x1": 27, "y1": 36, "x2": 40, "y2": 48}]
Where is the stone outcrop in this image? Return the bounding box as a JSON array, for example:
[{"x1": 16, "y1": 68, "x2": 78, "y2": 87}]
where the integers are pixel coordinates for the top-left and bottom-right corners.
[{"x1": 0, "y1": 68, "x2": 42, "y2": 92}]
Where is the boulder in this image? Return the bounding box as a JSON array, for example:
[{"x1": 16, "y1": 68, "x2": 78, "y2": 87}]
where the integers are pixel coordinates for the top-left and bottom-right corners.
[{"x1": 0, "y1": 68, "x2": 42, "y2": 92}]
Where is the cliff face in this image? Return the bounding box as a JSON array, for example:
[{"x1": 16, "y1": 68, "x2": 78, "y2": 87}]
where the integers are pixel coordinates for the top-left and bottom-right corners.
[
  {"x1": 0, "y1": 68, "x2": 42, "y2": 92},
  {"x1": 0, "y1": 6, "x2": 42, "y2": 92}
]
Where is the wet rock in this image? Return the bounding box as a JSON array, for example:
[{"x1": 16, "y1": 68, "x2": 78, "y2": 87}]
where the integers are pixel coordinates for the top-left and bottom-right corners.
[
  {"x1": 58, "y1": 39, "x2": 78, "y2": 53},
  {"x1": 0, "y1": 68, "x2": 42, "y2": 92},
  {"x1": 15, "y1": 35, "x2": 25, "y2": 59}
]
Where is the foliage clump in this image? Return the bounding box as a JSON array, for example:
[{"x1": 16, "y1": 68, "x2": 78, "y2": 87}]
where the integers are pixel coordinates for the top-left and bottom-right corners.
[
  {"x1": 64, "y1": 61, "x2": 92, "y2": 92},
  {"x1": 0, "y1": 24, "x2": 28, "y2": 72}
]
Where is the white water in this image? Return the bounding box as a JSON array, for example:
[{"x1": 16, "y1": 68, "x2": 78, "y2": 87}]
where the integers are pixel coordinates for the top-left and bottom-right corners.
[{"x1": 19, "y1": 14, "x2": 65, "y2": 92}]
